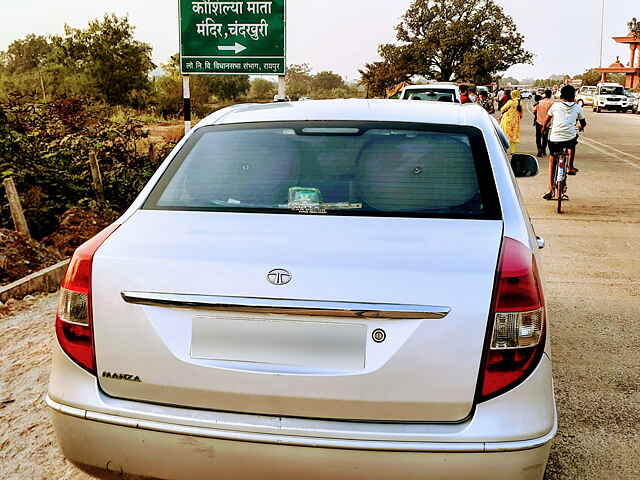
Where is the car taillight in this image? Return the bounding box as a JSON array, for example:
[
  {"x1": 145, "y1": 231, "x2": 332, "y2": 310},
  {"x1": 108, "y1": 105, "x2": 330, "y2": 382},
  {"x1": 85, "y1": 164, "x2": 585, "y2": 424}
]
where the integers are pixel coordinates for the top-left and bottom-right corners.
[
  {"x1": 55, "y1": 224, "x2": 119, "y2": 374},
  {"x1": 478, "y1": 237, "x2": 546, "y2": 402}
]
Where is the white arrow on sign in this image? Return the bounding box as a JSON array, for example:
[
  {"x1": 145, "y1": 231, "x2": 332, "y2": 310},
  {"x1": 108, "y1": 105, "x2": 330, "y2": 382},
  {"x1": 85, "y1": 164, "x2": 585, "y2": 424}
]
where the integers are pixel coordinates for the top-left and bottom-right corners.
[{"x1": 218, "y1": 42, "x2": 247, "y2": 54}]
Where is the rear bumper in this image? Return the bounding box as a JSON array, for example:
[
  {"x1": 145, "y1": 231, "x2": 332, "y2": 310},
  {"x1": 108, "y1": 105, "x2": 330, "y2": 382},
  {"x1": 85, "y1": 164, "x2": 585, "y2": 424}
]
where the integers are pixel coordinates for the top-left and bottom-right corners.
[
  {"x1": 50, "y1": 408, "x2": 552, "y2": 480},
  {"x1": 46, "y1": 394, "x2": 555, "y2": 454},
  {"x1": 47, "y1": 342, "x2": 556, "y2": 479}
]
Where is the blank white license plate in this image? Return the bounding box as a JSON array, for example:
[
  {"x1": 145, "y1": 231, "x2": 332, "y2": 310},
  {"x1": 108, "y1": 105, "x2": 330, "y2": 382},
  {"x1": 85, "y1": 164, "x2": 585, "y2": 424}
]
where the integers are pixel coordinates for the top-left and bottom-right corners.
[{"x1": 191, "y1": 314, "x2": 366, "y2": 370}]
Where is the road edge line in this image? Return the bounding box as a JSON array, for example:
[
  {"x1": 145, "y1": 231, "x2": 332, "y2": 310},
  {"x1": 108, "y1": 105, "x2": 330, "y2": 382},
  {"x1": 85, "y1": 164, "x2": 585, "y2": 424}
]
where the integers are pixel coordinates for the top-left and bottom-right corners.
[{"x1": 579, "y1": 137, "x2": 640, "y2": 170}]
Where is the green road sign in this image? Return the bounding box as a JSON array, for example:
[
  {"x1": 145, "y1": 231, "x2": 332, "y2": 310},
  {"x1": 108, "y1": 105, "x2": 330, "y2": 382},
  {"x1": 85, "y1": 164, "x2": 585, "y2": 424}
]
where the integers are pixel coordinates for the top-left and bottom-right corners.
[{"x1": 179, "y1": 0, "x2": 286, "y2": 75}]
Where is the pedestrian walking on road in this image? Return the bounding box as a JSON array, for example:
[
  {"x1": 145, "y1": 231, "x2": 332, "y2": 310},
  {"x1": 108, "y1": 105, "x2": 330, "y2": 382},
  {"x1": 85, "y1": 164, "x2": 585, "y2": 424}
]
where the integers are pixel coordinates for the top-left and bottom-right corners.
[
  {"x1": 500, "y1": 90, "x2": 523, "y2": 154},
  {"x1": 532, "y1": 94, "x2": 542, "y2": 126},
  {"x1": 478, "y1": 90, "x2": 495, "y2": 114},
  {"x1": 533, "y1": 90, "x2": 555, "y2": 157},
  {"x1": 498, "y1": 89, "x2": 511, "y2": 110}
]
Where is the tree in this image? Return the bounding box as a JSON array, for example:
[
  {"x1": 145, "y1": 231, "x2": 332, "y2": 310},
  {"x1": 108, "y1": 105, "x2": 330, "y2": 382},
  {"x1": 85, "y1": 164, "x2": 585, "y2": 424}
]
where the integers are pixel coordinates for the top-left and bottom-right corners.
[
  {"x1": 285, "y1": 63, "x2": 313, "y2": 99},
  {"x1": 311, "y1": 71, "x2": 345, "y2": 91},
  {"x1": 204, "y1": 75, "x2": 250, "y2": 101},
  {"x1": 364, "y1": 0, "x2": 533, "y2": 88},
  {"x1": 53, "y1": 14, "x2": 155, "y2": 106},
  {"x1": 249, "y1": 78, "x2": 277, "y2": 99},
  {"x1": 359, "y1": 60, "x2": 413, "y2": 97},
  {"x1": 0, "y1": 35, "x2": 53, "y2": 74},
  {"x1": 574, "y1": 69, "x2": 601, "y2": 86}
]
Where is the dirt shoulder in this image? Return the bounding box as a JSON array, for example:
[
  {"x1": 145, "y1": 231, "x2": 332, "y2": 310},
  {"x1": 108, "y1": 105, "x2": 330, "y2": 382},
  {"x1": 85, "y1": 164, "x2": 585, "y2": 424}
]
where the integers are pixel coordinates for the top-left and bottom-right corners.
[
  {"x1": 0, "y1": 230, "x2": 62, "y2": 287},
  {"x1": 0, "y1": 293, "x2": 149, "y2": 480}
]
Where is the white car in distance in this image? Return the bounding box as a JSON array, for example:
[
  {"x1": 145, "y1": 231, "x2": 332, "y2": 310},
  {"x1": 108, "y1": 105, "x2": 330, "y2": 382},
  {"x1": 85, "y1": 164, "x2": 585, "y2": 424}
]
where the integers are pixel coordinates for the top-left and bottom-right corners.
[
  {"x1": 400, "y1": 83, "x2": 461, "y2": 103},
  {"x1": 577, "y1": 86, "x2": 597, "y2": 107},
  {"x1": 593, "y1": 83, "x2": 629, "y2": 112},
  {"x1": 48, "y1": 100, "x2": 556, "y2": 480}
]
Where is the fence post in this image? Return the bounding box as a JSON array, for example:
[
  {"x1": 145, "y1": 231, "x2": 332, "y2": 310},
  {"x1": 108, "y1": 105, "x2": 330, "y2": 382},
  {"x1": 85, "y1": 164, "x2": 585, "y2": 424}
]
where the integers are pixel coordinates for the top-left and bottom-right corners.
[
  {"x1": 148, "y1": 142, "x2": 156, "y2": 165},
  {"x1": 2, "y1": 177, "x2": 31, "y2": 238},
  {"x1": 88, "y1": 152, "x2": 105, "y2": 205}
]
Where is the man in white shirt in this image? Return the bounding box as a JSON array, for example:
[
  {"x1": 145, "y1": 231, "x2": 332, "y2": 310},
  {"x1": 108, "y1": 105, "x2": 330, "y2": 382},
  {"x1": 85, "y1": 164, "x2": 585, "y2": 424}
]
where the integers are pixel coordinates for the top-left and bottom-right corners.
[{"x1": 541, "y1": 85, "x2": 587, "y2": 200}]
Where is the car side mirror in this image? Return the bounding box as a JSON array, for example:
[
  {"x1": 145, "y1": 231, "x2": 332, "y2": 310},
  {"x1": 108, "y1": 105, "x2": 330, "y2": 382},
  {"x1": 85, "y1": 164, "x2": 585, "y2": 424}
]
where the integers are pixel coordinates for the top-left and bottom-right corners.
[{"x1": 510, "y1": 154, "x2": 539, "y2": 178}]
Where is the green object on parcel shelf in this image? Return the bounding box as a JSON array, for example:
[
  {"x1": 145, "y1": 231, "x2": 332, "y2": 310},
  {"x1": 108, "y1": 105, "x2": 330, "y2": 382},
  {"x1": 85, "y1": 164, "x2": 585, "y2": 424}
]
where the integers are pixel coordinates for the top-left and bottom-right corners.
[{"x1": 289, "y1": 187, "x2": 322, "y2": 204}]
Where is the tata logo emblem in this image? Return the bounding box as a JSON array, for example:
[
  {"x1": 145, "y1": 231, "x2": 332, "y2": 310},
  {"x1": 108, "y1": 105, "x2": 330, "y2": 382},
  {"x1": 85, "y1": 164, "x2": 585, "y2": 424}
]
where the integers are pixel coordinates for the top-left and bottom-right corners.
[{"x1": 268, "y1": 269, "x2": 292, "y2": 286}]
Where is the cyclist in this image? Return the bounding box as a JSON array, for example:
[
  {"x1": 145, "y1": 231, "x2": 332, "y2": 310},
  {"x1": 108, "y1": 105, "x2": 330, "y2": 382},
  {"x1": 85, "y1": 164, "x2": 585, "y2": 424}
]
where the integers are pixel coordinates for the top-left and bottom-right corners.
[{"x1": 541, "y1": 85, "x2": 587, "y2": 200}]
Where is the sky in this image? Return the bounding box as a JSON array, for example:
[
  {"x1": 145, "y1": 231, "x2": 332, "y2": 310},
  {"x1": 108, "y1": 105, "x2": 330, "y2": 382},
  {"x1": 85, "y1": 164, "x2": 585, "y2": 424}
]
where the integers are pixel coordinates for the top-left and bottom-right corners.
[{"x1": 0, "y1": 0, "x2": 638, "y2": 82}]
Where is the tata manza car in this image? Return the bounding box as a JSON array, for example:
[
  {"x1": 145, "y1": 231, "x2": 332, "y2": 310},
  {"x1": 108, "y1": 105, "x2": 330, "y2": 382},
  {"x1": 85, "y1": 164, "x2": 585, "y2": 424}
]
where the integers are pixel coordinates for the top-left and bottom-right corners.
[{"x1": 48, "y1": 100, "x2": 556, "y2": 480}]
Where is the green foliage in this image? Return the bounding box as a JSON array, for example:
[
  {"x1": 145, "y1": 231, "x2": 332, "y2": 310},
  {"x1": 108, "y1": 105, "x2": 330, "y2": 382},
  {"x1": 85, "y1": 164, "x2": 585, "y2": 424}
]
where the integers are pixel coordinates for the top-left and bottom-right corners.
[
  {"x1": 359, "y1": 60, "x2": 412, "y2": 98},
  {"x1": 311, "y1": 71, "x2": 345, "y2": 91},
  {"x1": 52, "y1": 14, "x2": 155, "y2": 106},
  {"x1": 283, "y1": 64, "x2": 360, "y2": 100},
  {"x1": 607, "y1": 73, "x2": 627, "y2": 85},
  {"x1": 361, "y1": 0, "x2": 533, "y2": 93},
  {"x1": 0, "y1": 35, "x2": 53, "y2": 74},
  {"x1": 574, "y1": 69, "x2": 602, "y2": 86},
  {"x1": 0, "y1": 99, "x2": 175, "y2": 239},
  {"x1": 249, "y1": 78, "x2": 277, "y2": 100},
  {"x1": 205, "y1": 75, "x2": 251, "y2": 101},
  {"x1": 0, "y1": 15, "x2": 155, "y2": 107},
  {"x1": 286, "y1": 63, "x2": 313, "y2": 100}
]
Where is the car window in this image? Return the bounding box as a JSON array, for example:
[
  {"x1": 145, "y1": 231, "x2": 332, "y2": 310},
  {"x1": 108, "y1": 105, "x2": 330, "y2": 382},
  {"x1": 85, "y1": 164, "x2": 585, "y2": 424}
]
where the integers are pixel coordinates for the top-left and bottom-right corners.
[
  {"x1": 408, "y1": 92, "x2": 454, "y2": 102},
  {"x1": 403, "y1": 88, "x2": 456, "y2": 100},
  {"x1": 145, "y1": 122, "x2": 501, "y2": 220},
  {"x1": 599, "y1": 86, "x2": 624, "y2": 95}
]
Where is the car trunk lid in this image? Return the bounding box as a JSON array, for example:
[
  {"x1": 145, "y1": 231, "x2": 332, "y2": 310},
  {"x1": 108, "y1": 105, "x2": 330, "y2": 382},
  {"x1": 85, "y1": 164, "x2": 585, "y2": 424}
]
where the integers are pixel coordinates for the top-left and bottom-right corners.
[{"x1": 92, "y1": 210, "x2": 502, "y2": 422}]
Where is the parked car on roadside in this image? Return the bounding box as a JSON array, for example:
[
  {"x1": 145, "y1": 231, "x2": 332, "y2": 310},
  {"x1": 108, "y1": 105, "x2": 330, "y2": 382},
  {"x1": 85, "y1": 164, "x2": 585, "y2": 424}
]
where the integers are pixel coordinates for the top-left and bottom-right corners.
[
  {"x1": 624, "y1": 90, "x2": 639, "y2": 113},
  {"x1": 577, "y1": 86, "x2": 597, "y2": 107},
  {"x1": 400, "y1": 83, "x2": 461, "y2": 103},
  {"x1": 48, "y1": 99, "x2": 556, "y2": 480},
  {"x1": 593, "y1": 83, "x2": 630, "y2": 112}
]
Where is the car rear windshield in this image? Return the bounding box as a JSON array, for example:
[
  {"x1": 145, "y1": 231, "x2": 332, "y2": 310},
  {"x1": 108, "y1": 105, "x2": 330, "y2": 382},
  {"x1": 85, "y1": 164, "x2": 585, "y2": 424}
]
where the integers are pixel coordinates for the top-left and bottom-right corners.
[
  {"x1": 403, "y1": 88, "x2": 456, "y2": 101},
  {"x1": 144, "y1": 121, "x2": 501, "y2": 220}
]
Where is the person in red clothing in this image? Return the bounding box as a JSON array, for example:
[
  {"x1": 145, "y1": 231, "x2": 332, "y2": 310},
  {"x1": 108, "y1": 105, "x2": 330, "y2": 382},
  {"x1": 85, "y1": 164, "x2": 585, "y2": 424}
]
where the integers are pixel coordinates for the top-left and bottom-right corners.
[
  {"x1": 533, "y1": 89, "x2": 555, "y2": 157},
  {"x1": 459, "y1": 85, "x2": 471, "y2": 104}
]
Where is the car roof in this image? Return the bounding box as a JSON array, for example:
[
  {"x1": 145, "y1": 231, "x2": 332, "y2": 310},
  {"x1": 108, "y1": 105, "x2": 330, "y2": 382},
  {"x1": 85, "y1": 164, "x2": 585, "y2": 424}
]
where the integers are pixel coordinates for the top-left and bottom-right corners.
[
  {"x1": 402, "y1": 84, "x2": 458, "y2": 90},
  {"x1": 198, "y1": 99, "x2": 489, "y2": 129}
]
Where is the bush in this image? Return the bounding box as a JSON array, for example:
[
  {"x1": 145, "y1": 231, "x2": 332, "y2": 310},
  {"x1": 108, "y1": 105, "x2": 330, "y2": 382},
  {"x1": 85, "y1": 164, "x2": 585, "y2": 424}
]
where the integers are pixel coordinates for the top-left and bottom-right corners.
[{"x1": 0, "y1": 98, "x2": 176, "y2": 239}]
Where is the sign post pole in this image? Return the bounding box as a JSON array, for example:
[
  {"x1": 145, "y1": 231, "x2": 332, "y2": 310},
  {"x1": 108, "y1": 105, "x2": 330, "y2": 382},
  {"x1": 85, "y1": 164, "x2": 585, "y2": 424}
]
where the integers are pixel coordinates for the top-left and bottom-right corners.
[
  {"x1": 277, "y1": 75, "x2": 286, "y2": 100},
  {"x1": 183, "y1": 75, "x2": 191, "y2": 135}
]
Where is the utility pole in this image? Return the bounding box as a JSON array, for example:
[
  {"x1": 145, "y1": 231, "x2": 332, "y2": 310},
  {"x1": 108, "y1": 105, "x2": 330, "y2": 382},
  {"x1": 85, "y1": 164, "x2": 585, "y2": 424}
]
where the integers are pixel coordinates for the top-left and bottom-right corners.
[
  {"x1": 277, "y1": 75, "x2": 286, "y2": 101},
  {"x1": 599, "y1": 0, "x2": 606, "y2": 68}
]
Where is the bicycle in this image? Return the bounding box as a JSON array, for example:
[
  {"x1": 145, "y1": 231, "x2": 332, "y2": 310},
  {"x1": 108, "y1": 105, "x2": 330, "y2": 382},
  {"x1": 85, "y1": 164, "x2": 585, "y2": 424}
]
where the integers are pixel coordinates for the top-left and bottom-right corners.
[
  {"x1": 548, "y1": 126, "x2": 584, "y2": 214},
  {"x1": 552, "y1": 147, "x2": 570, "y2": 214}
]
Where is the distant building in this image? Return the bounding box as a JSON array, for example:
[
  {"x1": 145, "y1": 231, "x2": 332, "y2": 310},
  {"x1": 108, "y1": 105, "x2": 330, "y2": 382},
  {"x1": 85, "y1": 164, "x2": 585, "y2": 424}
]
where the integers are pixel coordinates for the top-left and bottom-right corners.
[{"x1": 596, "y1": 32, "x2": 640, "y2": 88}]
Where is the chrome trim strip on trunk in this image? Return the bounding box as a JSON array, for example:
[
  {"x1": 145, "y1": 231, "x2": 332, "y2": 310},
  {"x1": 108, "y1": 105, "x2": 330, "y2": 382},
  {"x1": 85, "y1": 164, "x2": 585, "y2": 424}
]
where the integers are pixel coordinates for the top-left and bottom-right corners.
[
  {"x1": 46, "y1": 395, "x2": 555, "y2": 453},
  {"x1": 120, "y1": 291, "x2": 451, "y2": 320}
]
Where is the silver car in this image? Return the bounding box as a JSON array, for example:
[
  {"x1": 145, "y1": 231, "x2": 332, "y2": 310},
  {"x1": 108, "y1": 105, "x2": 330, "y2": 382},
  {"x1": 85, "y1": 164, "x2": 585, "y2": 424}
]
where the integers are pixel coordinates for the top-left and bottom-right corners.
[{"x1": 48, "y1": 100, "x2": 555, "y2": 480}]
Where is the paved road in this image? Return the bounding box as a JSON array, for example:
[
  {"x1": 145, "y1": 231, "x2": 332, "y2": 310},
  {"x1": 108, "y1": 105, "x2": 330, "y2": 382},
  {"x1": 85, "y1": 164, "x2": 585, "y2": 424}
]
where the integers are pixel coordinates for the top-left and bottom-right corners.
[
  {"x1": 0, "y1": 105, "x2": 638, "y2": 480},
  {"x1": 518, "y1": 105, "x2": 640, "y2": 479}
]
